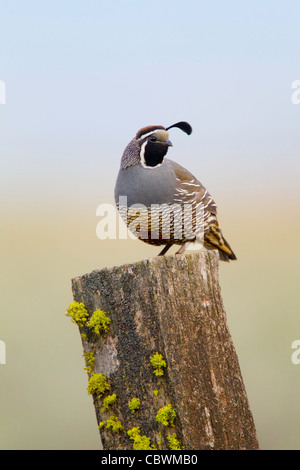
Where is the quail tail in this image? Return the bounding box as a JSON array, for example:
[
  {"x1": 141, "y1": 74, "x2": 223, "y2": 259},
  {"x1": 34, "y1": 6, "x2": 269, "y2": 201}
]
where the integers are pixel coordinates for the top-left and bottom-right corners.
[
  {"x1": 204, "y1": 225, "x2": 237, "y2": 262},
  {"x1": 214, "y1": 237, "x2": 237, "y2": 262}
]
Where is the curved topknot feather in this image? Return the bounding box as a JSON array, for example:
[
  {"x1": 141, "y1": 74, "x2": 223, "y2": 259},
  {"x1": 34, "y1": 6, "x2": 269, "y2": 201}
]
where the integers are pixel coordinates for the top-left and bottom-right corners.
[{"x1": 166, "y1": 121, "x2": 192, "y2": 135}]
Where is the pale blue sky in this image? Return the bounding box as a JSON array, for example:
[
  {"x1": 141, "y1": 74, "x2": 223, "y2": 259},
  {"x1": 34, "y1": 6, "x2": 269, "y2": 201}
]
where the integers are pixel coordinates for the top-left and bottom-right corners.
[
  {"x1": 1, "y1": 0, "x2": 300, "y2": 209},
  {"x1": 1, "y1": 1, "x2": 300, "y2": 450}
]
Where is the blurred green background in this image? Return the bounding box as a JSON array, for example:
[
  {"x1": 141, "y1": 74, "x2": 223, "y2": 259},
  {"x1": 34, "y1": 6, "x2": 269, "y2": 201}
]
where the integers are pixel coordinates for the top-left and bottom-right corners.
[{"x1": 1, "y1": 0, "x2": 300, "y2": 449}]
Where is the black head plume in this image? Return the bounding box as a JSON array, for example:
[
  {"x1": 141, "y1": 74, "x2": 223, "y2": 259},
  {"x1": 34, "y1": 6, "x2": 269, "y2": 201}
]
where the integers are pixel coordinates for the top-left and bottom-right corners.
[{"x1": 166, "y1": 121, "x2": 192, "y2": 135}]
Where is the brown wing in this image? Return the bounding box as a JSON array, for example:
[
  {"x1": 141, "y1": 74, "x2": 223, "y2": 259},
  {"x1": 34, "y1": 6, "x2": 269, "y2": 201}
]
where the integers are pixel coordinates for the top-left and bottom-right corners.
[
  {"x1": 170, "y1": 159, "x2": 217, "y2": 220},
  {"x1": 170, "y1": 160, "x2": 237, "y2": 261}
]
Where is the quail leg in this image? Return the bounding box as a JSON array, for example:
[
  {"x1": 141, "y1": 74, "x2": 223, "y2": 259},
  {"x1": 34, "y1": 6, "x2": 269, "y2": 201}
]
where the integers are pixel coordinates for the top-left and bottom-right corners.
[
  {"x1": 158, "y1": 243, "x2": 172, "y2": 256},
  {"x1": 175, "y1": 242, "x2": 191, "y2": 255}
]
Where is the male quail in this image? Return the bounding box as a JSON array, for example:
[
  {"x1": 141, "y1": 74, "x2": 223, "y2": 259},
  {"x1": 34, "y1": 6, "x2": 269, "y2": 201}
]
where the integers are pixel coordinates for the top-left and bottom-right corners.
[{"x1": 114, "y1": 121, "x2": 236, "y2": 261}]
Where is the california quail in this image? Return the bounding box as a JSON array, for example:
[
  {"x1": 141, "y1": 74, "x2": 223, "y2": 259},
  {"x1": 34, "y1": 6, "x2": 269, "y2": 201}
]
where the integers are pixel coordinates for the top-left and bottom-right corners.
[{"x1": 114, "y1": 122, "x2": 236, "y2": 261}]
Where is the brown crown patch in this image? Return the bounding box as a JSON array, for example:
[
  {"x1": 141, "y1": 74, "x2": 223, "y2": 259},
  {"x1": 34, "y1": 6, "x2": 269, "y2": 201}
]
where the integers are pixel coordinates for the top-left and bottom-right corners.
[{"x1": 136, "y1": 125, "x2": 165, "y2": 140}]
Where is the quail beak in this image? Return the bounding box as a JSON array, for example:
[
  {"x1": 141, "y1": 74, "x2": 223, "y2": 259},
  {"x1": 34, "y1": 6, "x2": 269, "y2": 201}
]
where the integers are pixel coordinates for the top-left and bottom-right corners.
[{"x1": 166, "y1": 139, "x2": 173, "y2": 147}]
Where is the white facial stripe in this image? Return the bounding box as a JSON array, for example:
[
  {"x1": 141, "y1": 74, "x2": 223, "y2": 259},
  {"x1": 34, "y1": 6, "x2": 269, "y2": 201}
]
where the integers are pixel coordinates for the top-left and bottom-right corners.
[
  {"x1": 137, "y1": 130, "x2": 158, "y2": 140},
  {"x1": 137, "y1": 129, "x2": 169, "y2": 142},
  {"x1": 140, "y1": 141, "x2": 147, "y2": 167}
]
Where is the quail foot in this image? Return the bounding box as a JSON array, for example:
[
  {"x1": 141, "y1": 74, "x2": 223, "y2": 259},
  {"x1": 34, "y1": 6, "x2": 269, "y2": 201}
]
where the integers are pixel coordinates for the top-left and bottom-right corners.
[{"x1": 114, "y1": 122, "x2": 236, "y2": 261}]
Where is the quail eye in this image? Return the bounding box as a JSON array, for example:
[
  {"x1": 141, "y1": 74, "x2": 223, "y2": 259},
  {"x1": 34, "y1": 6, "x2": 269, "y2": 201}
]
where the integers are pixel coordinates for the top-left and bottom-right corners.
[{"x1": 149, "y1": 135, "x2": 157, "y2": 142}]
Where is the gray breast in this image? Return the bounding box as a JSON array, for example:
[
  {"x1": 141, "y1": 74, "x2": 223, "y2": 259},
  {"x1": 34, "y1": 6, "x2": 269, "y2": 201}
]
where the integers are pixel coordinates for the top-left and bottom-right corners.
[
  {"x1": 114, "y1": 158, "x2": 177, "y2": 207},
  {"x1": 115, "y1": 158, "x2": 206, "y2": 243}
]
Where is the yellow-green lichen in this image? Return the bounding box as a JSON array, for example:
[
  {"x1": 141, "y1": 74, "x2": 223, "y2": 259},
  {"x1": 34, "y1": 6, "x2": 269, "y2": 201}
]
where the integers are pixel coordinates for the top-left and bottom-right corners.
[
  {"x1": 156, "y1": 404, "x2": 176, "y2": 427},
  {"x1": 102, "y1": 393, "x2": 117, "y2": 412},
  {"x1": 65, "y1": 301, "x2": 89, "y2": 327},
  {"x1": 150, "y1": 352, "x2": 166, "y2": 377},
  {"x1": 86, "y1": 309, "x2": 111, "y2": 335},
  {"x1": 106, "y1": 415, "x2": 123, "y2": 432},
  {"x1": 127, "y1": 427, "x2": 156, "y2": 450},
  {"x1": 128, "y1": 397, "x2": 141, "y2": 413},
  {"x1": 87, "y1": 373, "x2": 110, "y2": 398},
  {"x1": 98, "y1": 421, "x2": 105, "y2": 430},
  {"x1": 167, "y1": 433, "x2": 184, "y2": 450},
  {"x1": 153, "y1": 389, "x2": 159, "y2": 397},
  {"x1": 83, "y1": 351, "x2": 95, "y2": 374}
]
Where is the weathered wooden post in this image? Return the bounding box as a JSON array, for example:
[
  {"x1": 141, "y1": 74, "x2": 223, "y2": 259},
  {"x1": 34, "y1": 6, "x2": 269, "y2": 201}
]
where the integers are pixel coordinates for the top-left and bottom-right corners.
[{"x1": 67, "y1": 251, "x2": 259, "y2": 450}]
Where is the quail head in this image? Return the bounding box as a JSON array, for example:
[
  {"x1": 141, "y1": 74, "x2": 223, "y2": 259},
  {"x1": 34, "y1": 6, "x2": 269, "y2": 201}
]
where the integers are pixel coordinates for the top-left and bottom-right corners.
[{"x1": 114, "y1": 121, "x2": 236, "y2": 261}]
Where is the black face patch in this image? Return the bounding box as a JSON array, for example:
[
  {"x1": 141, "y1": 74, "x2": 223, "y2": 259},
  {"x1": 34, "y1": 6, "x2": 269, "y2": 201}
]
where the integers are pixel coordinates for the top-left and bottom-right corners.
[{"x1": 142, "y1": 140, "x2": 169, "y2": 167}]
